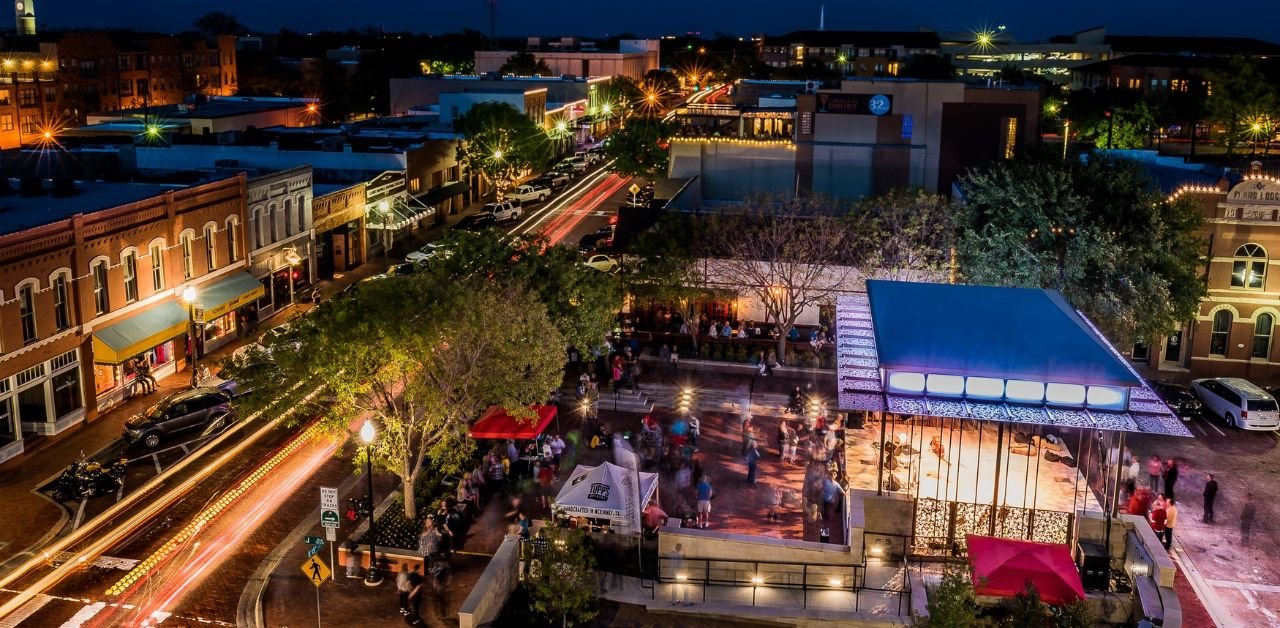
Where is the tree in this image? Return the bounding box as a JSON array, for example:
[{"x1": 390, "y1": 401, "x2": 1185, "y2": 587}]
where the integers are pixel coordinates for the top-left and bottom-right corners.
[
  {"x1": 915, "y1": 568, "x2": 989, "y2": 628},
  {"x1": 597, "y1": 76, "x2": 644, "y2": 118},
  {"x1": 602, "y1": 117, "x2": 676, "y2": 184},
  {"x1": 848, "y1": 189, "x2": 954, "y2": 283},
  {"x1": 956, "y1": 154, "x2": 1205, "y2": 346},
  {"x1": 258, "y1": 276, "x2": 565, "y2": 520},
  {"x1": 524, "y1": 527, "x2": 598, "y2": 627},
  {"x1": 193, "y1": 12, "x2": 248, "y2": 36},
  {"x1": 454, "y1": 102, "x2": 552, "y2": 197},
  {"x1": 703, "y1": 198, "x2": 855, "y2": 362},
  {"x1": 498, "y1": 52, "x2": 552, "y2": 77},
  {"x1": 1078, "y1": 101, "x2": 1157, "y2": 150},
  {"x1": 1207, "y1": 56, "x2": 1279, "y2": 158},
  {"x1": 627, "y1": 213, "x2": 720, "y2": 353}
]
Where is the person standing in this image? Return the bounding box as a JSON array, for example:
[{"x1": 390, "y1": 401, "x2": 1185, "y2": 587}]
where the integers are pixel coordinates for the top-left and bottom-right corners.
[
  {"x1": 1241, "y1": 493, "x2": 1257, "y2": 546},
  {"x1": 549, "y1": 434, "x2": 566, "y2": 474},
  {"x1": 1203, "y1": 473, "x2": 1219, "y2": 524},
  {"x1": 695, "y1": 475, "x2": 714, "y2": 529},
  {"x1": 745, "y1": 441, "x2": 760, "y2": 484},
  {"x1": 1164, "y1": 459, "x2": 1180, "y2": 501},
  {"x1": 778, "y1": 421, "x2": 792, "y2": 461},
  {"x1": 1149, "y1": 495, "x2": 1167, "y2": 547},
  {"x1": 670, "y1": 543, "x2": 689, "y2": 605},
  {"x1": 1163, "y1": 498, "x2": 1178, "y2": 550},
  {"x1": 396, "y1": 563, "x2": 414, "y2": 612},
  {"x1": 688, "y1": 415, "x2": 700, "y2": 449},
  {"x1": 1146, "y1": 455, "x2": 1163, "y2": 492}
]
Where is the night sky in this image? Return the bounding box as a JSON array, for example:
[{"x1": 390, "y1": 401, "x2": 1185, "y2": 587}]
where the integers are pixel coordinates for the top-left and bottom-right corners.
[{"x1": 42, "y1": 0, "x2": 1277, "y2": 41}]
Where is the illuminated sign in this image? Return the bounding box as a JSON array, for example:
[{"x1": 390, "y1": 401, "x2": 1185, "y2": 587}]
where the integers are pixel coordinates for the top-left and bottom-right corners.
[{"x1": 816, "y1": 93, "x2": 893, "y2": 116}]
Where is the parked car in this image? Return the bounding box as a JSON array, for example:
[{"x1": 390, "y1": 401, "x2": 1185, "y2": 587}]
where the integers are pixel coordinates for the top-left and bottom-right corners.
[
  {"x1": 454, "y1": 212, "x2": 499, "y2": 232},
  {"x1": 560, "y1": 156, "x2": 590, "y2": 172},
  {"x1": 218, "y1": 347, "x2": 279, "y2": 399},
  {"x1": 124, "y1": 388, "x2": 236, "y2": 448},
  {"x1": 362, "y1": 262, "x2": 418, "y2": 282},
  {"x1": 575, "y1": 150, "x2": 602, "y2": 165},
  {"x1": 405, "y1": 243, "x2": 451, "y2": 265},
  {"x1": 578, "y1": 228, "x2": 614, "y2": 252},
  {"x1": 1190, "y1": 377, "x2": 1280, "y2": 430},
  {"x1": 582, "y1": 254, "x2": 619, "y2": 273},
  {"x1": 530, "y1": 172, "x2": 570, "y2": 190},
  {"x1": 1150, "y1": 381, "x2": 1202, "y2": 421},
  {"x1": 482, "y1": 200, "x2": 523, "y2": 222},
  {"x1": 508, "y1": 184, "x2": 552, "y2": 204}
]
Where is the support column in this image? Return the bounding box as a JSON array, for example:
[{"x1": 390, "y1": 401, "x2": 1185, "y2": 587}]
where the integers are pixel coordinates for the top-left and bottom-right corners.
[{"x1": 989, "y1": 422, "x2": 1005, "y2": 536}]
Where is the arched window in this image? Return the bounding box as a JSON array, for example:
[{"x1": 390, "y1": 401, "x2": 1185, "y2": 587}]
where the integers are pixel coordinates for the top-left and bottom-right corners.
[
  {"x1": 1211, "y1": 310, "x2": 1232, "y2": 356},
  {"x1": 296, "y1": 193, "x2": 306, "y2": 232},
  {"x1": 283, "y1": 198, "x2": 293, "y2": 236},
  {"x1": 1254, "y1": 313, "x2": 1275, "y2": 359},
  {"x1": 180, "y1": 230, "x2": 195, "y2": 280},
  {"x1": 149, "y1": 240, "x2": 166, "y2": 291},
  {"x1": 16, "y1": 280, "x2": 37, "y2": 344},
  {"x1": 227, "y1": 217, "x2": 240, "y2": 262},
  {"x1": 203, "y1": 223, "x2": 218, "y2": 271},
  {"x1": 1232, "y1": 243, "x2": 1267, "y2": 290}
]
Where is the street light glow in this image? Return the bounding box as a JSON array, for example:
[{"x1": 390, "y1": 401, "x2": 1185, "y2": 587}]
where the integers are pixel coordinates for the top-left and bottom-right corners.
[
  {"x1": 492, "y1": 149, "x2": 503, "y2": 160},
  {"x1": 181, "y1": 286, "x2": 197, "y2": 304},
  {"x1": 359, "y1": 419, "x2": 376, "y2": 444},
  {"x1": 146, "y1": 125, "x2": 161, "y2": 137}
]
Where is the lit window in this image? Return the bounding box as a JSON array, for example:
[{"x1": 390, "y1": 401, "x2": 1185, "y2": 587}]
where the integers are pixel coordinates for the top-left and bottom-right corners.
[
  {"x1": 1232, "y1": 244, "x2": 1267, "y2": 290},
  {"x1": 181, "y1": 233, "x2": 194, "y2": 280},
  {"x1": 150, "y1": 242, "x2": 165, "y2": 290},
  {"x1": 52, "y1": 273, "x2": 70, "y2": 331},
  {"x1": 1045, "y1": 383, "x2": 1086, "y2": 406},
  {"x1": 1253, "y1": 313, "x2": 1273, "y2": 359},
  {"x1": 887, "y1": 371, "x2": 925, "y2": 394},
  {"x1": 92, "y1": 260, "x2": 109, "y2": 315},
  {"x1": 964, "y1": 377, "x2": 1004, "y2": 399},
  {"x1": 925, "y1": 374, "x2": 965, "y2": 396},
  {"x1": 204, "y1": 225, "x2": 217, "y2": 270},
  {"x1": 18, "y1": 283, "x2": 36, "y2": 344},
  {"x1": 1210, "y1": 310, "x2": 1232, "y2": 357},
  {"x1": 123, "y1": 251, "x2": 138, "y2": 302},
  {"x1": 1005, "y1": 380, "x2": 1045, "y2": 403}
]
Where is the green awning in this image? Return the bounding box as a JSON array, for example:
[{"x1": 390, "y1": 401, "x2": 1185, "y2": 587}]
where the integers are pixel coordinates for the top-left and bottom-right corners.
[
  {"x1": 92, "y1": 302, "x2": 189, "y2": 364},
  {"x1": 418, "y1": 180, "x2": 469, "y2": 205},
  {"x1": 199, "y1": 271, "x2": 266, "y2": 321},
  {"x1": 368, "y1": 197, "x2": 435, "y2": 230}
]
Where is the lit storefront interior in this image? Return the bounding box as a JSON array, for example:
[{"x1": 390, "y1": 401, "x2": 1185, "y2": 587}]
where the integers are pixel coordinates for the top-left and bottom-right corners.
[
  {"x1": 837, "y1": 282, "x2": 1192, "y2": 555},
  {"x1": 192, "y1": 271, "x2": 266, "y2": 354},
  {"x1": 92, "y1": 301, "x2": 188, "y2": 408}
]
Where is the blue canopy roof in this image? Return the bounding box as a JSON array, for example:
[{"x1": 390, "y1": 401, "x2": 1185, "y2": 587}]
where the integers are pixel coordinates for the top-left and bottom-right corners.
[{"x1": 866, "y1": 281, "x2": 1141, "y2": 388}]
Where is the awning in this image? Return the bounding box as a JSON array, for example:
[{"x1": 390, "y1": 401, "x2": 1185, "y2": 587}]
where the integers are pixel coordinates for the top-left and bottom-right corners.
[
  {"x1": 368, "y1": 197, "x2": 436, "y2": 231},
  {"x1": 469, "y1": 405, "x2": 557, "y2": 440},
  {"x1": 966, "y1": 534, "x2": 1085, "y2": 605},
  {"x1": 553, "y1": 462, "x2": 658, "y2": 529},
  {"x1": 92, "y1": 302, "x2": 189, "y2": 364},
  {"x1": 198, "y1": 271, "x2": 265, "y2": 321}
]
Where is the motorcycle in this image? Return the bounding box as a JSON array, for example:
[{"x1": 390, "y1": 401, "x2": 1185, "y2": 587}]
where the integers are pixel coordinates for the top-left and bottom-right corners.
[{"x1": 51, "y1": 455, "x2": 128, "y2": 502}]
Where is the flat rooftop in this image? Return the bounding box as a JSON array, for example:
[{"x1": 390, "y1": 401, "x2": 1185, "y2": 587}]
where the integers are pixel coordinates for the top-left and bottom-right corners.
[
  {"x1": 100, "y1": 97, "x2": 313, "y2": 119},
  {"x1": 0, "y1": 180, "x2": 186, "y2": 236}
]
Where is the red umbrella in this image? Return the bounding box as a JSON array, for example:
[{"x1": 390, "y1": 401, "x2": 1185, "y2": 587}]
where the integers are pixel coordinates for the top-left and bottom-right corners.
[
  {"x1": 966, "y1": 534, "x2": 1086, "y2": 605},
  {"x1": 468, "y1": 405, "x2": 558, "y2": 440}
]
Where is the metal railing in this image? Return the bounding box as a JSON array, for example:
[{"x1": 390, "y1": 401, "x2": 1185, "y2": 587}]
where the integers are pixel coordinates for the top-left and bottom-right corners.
[{"x1": 654, "y1": 556, "x2": 910, "y2": 615}]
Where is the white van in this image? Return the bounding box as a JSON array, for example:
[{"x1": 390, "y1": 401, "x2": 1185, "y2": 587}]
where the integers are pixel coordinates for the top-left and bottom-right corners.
[{"x1": 1190, "y1": 377, "x2": 1280, "y2": 430}]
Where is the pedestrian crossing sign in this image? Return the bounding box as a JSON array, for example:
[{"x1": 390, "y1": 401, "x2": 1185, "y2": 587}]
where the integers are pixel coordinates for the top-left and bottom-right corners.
[{"x1": 301, "y1": 555, "x2": 330, "y2": 587}]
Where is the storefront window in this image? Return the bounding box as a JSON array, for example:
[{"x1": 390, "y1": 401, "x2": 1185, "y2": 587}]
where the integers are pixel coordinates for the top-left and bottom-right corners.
[
  {"x1": 17, "y1": 384, "x2": 47, "y2": 424},
  {"x1": 94, "y1": 363, "x2": 121, "y2": 395},
  {"x1": 148, "y1": 341, "x2": 174, "y2": 366},
  {"x1": 204, "y1": 311, "x2": 237, "y2": 344},
  {"x1": 258, "y1": 276, "x2": 274, "y2": 311},
  {"x1": 272, "y1": 268, "x2": 293, "y2": 308},
  {"x1": 0, "y1": 397, "x2": 13, "y2": 445},
  {"x1": 52, "y1": 368, "x2": 82, "y2": 419}
]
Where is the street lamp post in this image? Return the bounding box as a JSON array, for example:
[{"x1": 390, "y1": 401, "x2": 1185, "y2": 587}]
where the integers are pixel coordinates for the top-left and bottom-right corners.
[
  {"x1": 181, "y1": 286, "x2": 200, "y2": 388},
  {"x1": 378, "y1": 201, "x2": 393, "y2": 263},
  {"x1": 359, "y1": 419, "x2": 383, "y2": 586},
  {"x1": 284, "y1": 247, "x2": 303, "y2": 307}
]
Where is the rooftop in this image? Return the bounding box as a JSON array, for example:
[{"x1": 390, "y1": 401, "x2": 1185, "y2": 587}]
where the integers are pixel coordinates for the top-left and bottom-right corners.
[
  {"x1": 0, "y1": 179, "x2": 185, "y2": 236},
  {"x1": 1105, "y1": 34, "x2": 1280, "y2": 56},
  {"x1": 99, "y1": 97, "x2": 316, "y2": 120},
  {"x1": 764, "y1": 30, "x2": 941, "y2": 50}
]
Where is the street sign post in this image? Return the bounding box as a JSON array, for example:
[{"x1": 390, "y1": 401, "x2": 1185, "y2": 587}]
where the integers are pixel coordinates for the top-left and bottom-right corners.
[
  {"x1": 303, "y1": 535, "x2": 324, "y2": 545},
  {"x1": 301, "y1": 555, "x2": 330, "y2": 628},
  {"x1": 320, "y1": 487, "x2": 339, "y2": 529},
  {"x1": 307, "y1": 539, "x2": 325, "y2": 558}
]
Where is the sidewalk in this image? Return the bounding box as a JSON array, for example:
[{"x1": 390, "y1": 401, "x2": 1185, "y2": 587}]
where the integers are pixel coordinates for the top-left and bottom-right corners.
[{"x1": 0, "y1": 260, "x2": 388, "y2": 576}]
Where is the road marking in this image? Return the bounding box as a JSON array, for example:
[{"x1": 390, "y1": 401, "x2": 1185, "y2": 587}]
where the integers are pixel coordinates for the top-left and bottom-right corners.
[
  {"x1": 1207, "y1": 579, "x2": 1280, "y2": 594},
  {"x1": 1190, "y1": 422, "x2": 1207, "y2": 436},
  {"x1": 152, "y1": 454, "x2": 163, "y2": 475},
  {"x1": 72, "y1": 498, "x2": 88, "y2": 531},
  {"x1": 58, "y1": 601, "x2": 105, "y2": 627},
  {"x1": 179, "y1": 444, "x2": 189, "y2": 455},
  {"x1": 0, "y1": 593, "x2": 51, "y2": 628},
  {"x1": 1202, "y1": 419, "x2": 1226, "y2": 437}
]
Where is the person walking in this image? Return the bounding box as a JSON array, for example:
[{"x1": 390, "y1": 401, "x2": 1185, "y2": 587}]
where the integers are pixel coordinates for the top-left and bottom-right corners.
[
  {"x1": 1164, "y1": 459, "x2": 1180, "y2": 501},
  {"x1": 404, "y1": 564, "x2": 425, "y2": 624},
  {"x1": 1241, "y1": 493, "x2": 1257, "y2": 546},
  {"x1": 745, "y1": 441, "x2": 760, "y2": 484},
  {"x1": 1146, "y1": 455, "x2": 1163, "y2": 492},
  {"x1": 670, "y1": 543, "x2": 689, "y2": 605},
  {"x1": 778, "y1": 421, "x2": 792, "y2": 461},
  {"x1": 1163, "y1": 498, "x2": 1178, "y2": 550},
  {"x1": 1149, "y1": 496, "x2": 1167, "y2": 548},
  {"x1": 396, "y1": 563, "x2": 414, "y2": 613},
  {"x1": 688, "y1": 415, "x2": 700, "y2": 449},
  {"x1": 1203, "y1": 473, "x2": 1218, "y2": 524},
  {"x1": 695, "y1": 475, "x2": 714, "y2": 529}
]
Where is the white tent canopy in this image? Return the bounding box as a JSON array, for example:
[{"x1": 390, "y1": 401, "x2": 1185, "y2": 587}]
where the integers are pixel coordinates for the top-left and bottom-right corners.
[{"x1": 553, "y1": 462, "x2": 658, "y2": 532}]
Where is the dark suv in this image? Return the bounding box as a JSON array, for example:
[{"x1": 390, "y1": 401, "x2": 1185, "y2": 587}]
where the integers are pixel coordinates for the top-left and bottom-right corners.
[{"x1": 123, "y1": 388, "x2": 235, "y2": 449}]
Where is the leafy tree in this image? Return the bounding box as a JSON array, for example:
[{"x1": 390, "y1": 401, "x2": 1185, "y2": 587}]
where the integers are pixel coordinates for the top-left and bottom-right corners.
[
  {"x1": 702, "y1": 198, "x2": 855, "y2": 362},
  {"x1": 1049, "y1": 599, "x2": 1094, "y2": 628},
  {"x1": 430, "y1": 230, "x2": 619, "y2": 355},
  {"x1": 253, "y1": 276, "x2": 565, "y2": 520},
  {"x1": 1079, "y1": 101, "x2": 1157, "y2": 150},
  {"x1": 1005, "y1": 582, "x2": 1048, "y2": 627},
  {"x1": 848, "y1": 189, "x2": 954, "y2": 283},
  {"x1": 898, "y1": 54, "x2": 957, "y2": 80},
  {"x1": 193, "y1": 11, "x2": 248, "y2": 36},
  {"x1": 627, "y1": 213, "x2": 721, "y2": 353},
  {"x1": 454, "y1": 102, "x2": 552, "y2": 197},
  {"x1": 498, "y1": 51, "x2": 553, "y2": 77},
  {"x1": 524, "y1": 526, "x2": 598, "y2": 627},
  {"x1": 597, "y1": 76, "x2": 644, "y2": 118},
  {"x1": 603, "y1": 117, "x2": 676, "y2": 184},
  {"x1": 915, "y1": 568, "x2": 989, "y2": 628},
  {"x1": 1207, "y1": 56, "x2": 1279, "y2": 158},
  {"x1": 956, "y1": 154, "x2": 1205, "y2": 346}
]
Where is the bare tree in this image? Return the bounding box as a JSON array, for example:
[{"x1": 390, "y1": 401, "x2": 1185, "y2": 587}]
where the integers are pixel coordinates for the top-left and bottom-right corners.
[
  {"x1": 704, "y1": 199, "x2": 855, "y2": 363},
  {"x1": 850, "y1": 188, "x2": 954, "y2": 283}
]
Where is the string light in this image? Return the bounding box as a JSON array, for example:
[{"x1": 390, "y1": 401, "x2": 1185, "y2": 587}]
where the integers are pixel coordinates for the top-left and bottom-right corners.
[{"x1": 668, "y1": 136, "x2": 796, "y2": 149}]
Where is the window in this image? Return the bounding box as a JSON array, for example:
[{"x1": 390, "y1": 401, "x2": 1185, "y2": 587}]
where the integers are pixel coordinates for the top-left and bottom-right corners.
[
  {"x1": 409, "y1": 178, "x2": 421, "y2": 193},
  {"x1": 255, "y1": 207, "x2": 268, "y2": 248},
  {"x1": 180, "y1": 233, "x2": 194, "y2": 280},
  {"x1": 18, "y1": 283, "x2": 36, "y2": 344},
  {"x1": 271, "y1": 205, "x2": 281, "y2": 242},
  {"x1": 119, "y1": 79, "x2": 132, "y2": 96},
  {"x1": 1254, "y1": 313, "x2": 1274, "y2": 359},
  {"x1": 1210, "y1": 310, "x2": 1232, "y2": 357},
  {"x1": 227, "y1": 218, "x2": 240, "y2": 262},
  {"x1": 52, "y1": 273, "x2": 70, "y2": 331},
  {"x1": 19, "y1": 115, "x2": 36, "y2": 134},
  {"x1": 296, "y1": 195, "x2": 306, "y2": 232},
  {"x1": 0, "y1": 89, "x2": 10, "y2": 105},
  {"x1": 283, "y1": 199, "x2": 293, "y2": 236},
  {"x1": 204, "y1": 225, "x2": 217, "y2": 270},
  {"x1": 123, "y1": 251, "x2": 138, "y2": 302},
  {"x1": 18, "y1": 89, "x2": 35, "y2": 107},
  {"x1": 92, "y1": 260, "x2": 109, "y2": 315},
  {"x1": 150, "y1": 242, "x2": 165, "y2": 290},
  {"x1": 0, "y1": 115, "x2": 12, "y2": 132},
  {"x1": 1231, "y1": 244, "x2": 1267, "y2": 290}
]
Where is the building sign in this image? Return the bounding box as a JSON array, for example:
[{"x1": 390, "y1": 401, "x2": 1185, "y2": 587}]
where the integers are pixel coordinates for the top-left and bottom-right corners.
[
  {"x1": 799, "y1": 111, "x2": 813, "y2": 135},
  {"x1": 1227, "y1": 179, "x2": 1280, "y2": 203},
  {"x1": 1221, "y1": 179, "x2": 1280, "y2": 222},
  {"x1": 816, "y1": 93, "x2": 893, "y2": 116},
  {"x1": 901, "y1": 114, "x2": 914, "y2": 139},
  {"x1": 365, "y1": 170, "x2": 407, "y2": 206}
]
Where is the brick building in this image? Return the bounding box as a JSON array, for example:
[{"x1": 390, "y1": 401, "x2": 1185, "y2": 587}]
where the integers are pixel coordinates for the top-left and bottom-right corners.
[
  {"x1": 0, "y1": 175, "x2": 255, "y2": 463},
  {"x1": 0, "y1": 51, "x2": 59, "y2": 149}
]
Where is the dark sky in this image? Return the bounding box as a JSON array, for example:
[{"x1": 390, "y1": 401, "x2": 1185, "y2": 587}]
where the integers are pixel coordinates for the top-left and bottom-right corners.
[{"x1": 42, "y1": 0, "x2": 1277, "y2": 41}]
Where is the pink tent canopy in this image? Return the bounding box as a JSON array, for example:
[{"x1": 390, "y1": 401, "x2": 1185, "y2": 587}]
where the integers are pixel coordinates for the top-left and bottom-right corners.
[
  {"x1": 966, "y1": 534, "x2": 1086, "y2": 605},
  {"x1": 468, "y1": 405, "x2": 557, "y2": 440}
]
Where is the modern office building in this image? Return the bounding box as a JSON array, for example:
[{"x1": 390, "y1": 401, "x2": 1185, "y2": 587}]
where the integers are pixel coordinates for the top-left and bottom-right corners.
[
  {"x1": 474, "y1": 38, "x2": 659, "y2": 82},
  {"x1": 758, "y1": 30, "x2": 941, "y2": 75}
]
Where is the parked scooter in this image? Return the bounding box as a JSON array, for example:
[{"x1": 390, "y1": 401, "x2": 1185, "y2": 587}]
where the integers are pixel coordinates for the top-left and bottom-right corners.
[{"x1": 51, "y1": 455, "x2": 128, "y2": 502}]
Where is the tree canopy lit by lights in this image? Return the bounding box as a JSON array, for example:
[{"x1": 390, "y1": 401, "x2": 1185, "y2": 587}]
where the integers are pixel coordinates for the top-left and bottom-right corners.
[{"x1": 454, "y1": 101, "x2": 552, "y2": 197}]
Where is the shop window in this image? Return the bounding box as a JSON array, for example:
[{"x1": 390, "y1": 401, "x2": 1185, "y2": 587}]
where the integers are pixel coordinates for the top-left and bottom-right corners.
[
  {"x1": 1231, "y1": 244, "x2": 1267, "y2": 290},
  {"x1": 0, "y1": 397, "x2": 14, "y2": 445},
  {"x1": 52, "y1": 367, "x2": 81, "y2": 419},
  {"x1": 204, "y1": 225, "x2": 217, "y2": 270},
  {"x1": 1210, "y1": 310, "x2": 1232, "y2": 356},
  {"x1": 53, "y1": 273, "x2": 70, "y2": 331},
  {"x1": 123, "y1": 251, "x2": 138, "y2": 302},
  {"x1": 18, "y1": 283, "x2": 36, "y2": 344},
  {"x1": 17, "y1": 383, "x2": 46, "y2": 424},
  {"x1": 150, "y1": 242, "x2": 165, "y2": 290},
  {"x1": 1254, "y1": 313, "x2": 1274, "y2": 359},
  {"x1": 181, "y1": 232, "x2": 194, "y2": 280},
  {"x1": 92, "y1": 260, "x2": 109, "y2": 315}
]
